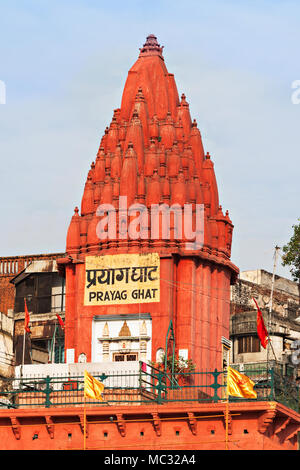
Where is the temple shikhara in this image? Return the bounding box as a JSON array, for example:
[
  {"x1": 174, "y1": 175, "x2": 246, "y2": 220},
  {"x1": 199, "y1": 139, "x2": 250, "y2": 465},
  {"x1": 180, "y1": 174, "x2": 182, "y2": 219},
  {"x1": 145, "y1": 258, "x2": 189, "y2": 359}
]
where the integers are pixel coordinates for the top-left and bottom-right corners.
[
  {"x1": 57, "y1": 34, "x2": 239, "y2": 372},
  {"x1": 0, "y1": 35, "x2": 299, "y2": 451}
]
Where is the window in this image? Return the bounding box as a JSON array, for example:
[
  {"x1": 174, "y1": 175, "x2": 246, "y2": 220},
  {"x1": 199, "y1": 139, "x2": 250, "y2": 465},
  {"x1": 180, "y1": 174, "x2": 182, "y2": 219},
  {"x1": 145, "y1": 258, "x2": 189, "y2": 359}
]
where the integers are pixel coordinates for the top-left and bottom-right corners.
[
  {"x1": 127, "y1": 354, "x2": 138, "y2": 361},
  {"x1": 114, "y1": 354, "x2": 125, "y2": 362},
  {"x1": 15, "y1": 272, "x2": 65, "y2": 314},
  {"x1": 113, "y1": 353, "x2": 138, "y2": 362},
  {"x1": 238, "y1": 336, "x2": 260, "y2": 354}
]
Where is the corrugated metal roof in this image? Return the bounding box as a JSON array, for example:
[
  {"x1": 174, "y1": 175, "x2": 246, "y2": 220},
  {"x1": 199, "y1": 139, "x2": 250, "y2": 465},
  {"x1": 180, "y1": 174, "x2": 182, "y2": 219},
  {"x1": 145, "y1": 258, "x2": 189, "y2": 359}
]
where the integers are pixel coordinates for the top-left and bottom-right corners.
[{"x1": 10, "y1": 260, "x2": 58, "y2": 284}]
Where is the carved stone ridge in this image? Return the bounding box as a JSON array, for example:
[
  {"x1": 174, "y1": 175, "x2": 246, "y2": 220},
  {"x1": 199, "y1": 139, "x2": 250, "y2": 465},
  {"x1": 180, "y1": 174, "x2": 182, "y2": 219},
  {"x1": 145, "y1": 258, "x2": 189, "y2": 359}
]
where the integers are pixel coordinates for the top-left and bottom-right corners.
[
  {"x1": 152, "y1": 412, "x2": 161, "y2": 436},
  {"x1": 258, "y1": 407, "x2": 277, "y2": 435},
  {"x1": 187, "y1": 412, "x2": 197, "y2": 435},
  {"x1": 10, "y1": 417, "x2": 21, "y2": 440},
  {"x1": 45, "y1": 415, "x2": 54, "y2": 439},
  {"x1": 116, "y1": 413, "x2": 126, "y2": 437}
]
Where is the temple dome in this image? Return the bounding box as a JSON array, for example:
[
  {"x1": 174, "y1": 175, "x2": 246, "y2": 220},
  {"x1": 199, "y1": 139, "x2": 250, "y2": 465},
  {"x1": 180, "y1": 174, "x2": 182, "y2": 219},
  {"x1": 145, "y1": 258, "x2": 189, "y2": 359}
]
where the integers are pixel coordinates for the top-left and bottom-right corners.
[{"x1": 67, "y1": 35, "x2": 236, "y2": 265}]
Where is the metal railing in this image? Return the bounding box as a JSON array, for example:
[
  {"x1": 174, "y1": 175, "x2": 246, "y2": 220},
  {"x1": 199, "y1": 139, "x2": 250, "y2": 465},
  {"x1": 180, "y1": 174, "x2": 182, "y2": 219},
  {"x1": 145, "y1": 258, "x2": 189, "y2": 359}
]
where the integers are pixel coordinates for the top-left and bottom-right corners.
[
  {"x1": 139, "y1": 364, "x2": 226, "y2": 404},
  {"x1": 0, "y1": 363, "x2": 298, "y2": 412}
]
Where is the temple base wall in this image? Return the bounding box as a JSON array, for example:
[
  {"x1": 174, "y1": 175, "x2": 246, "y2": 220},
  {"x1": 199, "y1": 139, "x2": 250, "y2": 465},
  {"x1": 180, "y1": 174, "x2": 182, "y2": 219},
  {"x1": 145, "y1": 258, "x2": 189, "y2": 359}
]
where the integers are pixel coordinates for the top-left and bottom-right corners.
[{"x1": 0, "y1": 401, "x2": 298, "y2": 450}]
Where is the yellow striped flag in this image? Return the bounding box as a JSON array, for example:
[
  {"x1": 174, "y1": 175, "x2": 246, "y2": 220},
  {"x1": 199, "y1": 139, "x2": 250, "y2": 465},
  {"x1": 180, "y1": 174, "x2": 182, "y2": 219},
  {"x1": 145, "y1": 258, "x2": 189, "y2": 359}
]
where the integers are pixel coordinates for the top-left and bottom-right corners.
[
  {"x1": 84, "y1": 370, "x2": 105, "y2": 400},
  {"x1": 227, "y1": 366, "x2": 257, "y2": 399}
]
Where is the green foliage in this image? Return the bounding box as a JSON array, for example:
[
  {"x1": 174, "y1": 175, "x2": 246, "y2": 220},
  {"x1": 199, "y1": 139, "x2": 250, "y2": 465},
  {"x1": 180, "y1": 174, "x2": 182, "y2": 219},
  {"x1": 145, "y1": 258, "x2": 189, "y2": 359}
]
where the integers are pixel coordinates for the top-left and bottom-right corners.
[
  {"x1": 149, "y1": 354, "x2": 196, "y2": 375},
  {"x1": 282, "y1": 219, "x2": 300, "y2": 283},
  {"x1": 171, "y1": 355, "x2": 196, "y2": 374}
]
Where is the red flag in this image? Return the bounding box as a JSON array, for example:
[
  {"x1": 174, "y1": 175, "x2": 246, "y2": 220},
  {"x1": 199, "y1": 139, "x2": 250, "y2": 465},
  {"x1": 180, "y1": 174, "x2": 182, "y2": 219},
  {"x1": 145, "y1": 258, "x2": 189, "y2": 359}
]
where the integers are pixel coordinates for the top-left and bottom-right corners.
[
  {"x1": 252, "y1": 298, "x2": 268, "y2": 349},
  {"x1": 24, "y1": 298, "x2": 31, "y2": 333},
  {"x1": 56, "y1": 313, "x2": 65, "y2": 330}
]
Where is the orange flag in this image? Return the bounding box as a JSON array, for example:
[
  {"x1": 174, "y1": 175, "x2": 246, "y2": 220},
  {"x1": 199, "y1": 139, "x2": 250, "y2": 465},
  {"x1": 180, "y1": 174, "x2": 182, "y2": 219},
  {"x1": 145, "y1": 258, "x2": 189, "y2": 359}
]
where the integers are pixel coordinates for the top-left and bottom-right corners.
[
  {"x1": 24, "y1": 298, "x2": 31, "y2": 333},
  {"x1": 84, "y1": 370, "x2": 105, "y2": 401},
  {"x1": 227, "y1": 366, "x2": 257, "y2": 399},
  {"x1": 252, "y1": 298, "x2": 268, "y2": 349}
]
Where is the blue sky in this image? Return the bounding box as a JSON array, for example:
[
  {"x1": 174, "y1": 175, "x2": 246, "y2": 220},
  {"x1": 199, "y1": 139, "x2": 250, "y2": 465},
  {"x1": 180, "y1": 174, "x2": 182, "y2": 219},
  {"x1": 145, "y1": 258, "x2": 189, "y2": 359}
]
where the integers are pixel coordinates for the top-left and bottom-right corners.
[{"x1": 0, "y1": 0, "x2": 299, "y2": 279}]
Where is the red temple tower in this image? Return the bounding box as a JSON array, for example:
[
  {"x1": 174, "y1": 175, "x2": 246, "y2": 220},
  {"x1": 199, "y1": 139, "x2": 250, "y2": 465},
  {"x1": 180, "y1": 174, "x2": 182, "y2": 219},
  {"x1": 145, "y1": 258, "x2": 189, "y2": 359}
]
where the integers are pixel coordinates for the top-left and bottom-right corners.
[
  {"x1": 2, "y1": 35, "x2": 299, "y2": 452},
  {"x1": 58, "y1": 35, "x2": 239, "y2": 371}
]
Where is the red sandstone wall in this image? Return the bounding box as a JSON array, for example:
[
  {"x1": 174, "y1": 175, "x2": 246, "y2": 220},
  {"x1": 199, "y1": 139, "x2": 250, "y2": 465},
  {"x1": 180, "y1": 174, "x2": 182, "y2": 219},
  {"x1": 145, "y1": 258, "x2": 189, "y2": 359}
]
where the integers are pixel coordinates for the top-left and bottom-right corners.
[
  {"x1": 64, "y1": 255, "x2": 233, "y2": 371},
  {"x1": 0, "y1": 402, "x2": 298, "y2": 450}
]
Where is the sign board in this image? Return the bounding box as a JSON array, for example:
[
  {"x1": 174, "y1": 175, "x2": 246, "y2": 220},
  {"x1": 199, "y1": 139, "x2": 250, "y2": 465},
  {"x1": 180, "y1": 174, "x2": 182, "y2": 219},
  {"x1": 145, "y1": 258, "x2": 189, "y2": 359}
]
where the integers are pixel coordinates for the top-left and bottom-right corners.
[
  {"x1": 179, "y1": 349, "x2": 189, "y2": 361},
  {"x1": 66, "y1": 348, "x2": 75, "y2": 364},
  {"x1": 84, "y1": 253, "x2": 160, "y2": 306}
]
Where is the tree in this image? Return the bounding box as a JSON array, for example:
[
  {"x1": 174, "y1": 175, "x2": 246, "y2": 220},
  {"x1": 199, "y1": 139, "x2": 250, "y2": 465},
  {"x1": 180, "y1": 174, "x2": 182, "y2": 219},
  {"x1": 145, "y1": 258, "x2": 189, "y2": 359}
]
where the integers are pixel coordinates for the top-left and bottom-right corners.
[{"x1": 282, "y1": 219, "x2": 300, "y2": 301}]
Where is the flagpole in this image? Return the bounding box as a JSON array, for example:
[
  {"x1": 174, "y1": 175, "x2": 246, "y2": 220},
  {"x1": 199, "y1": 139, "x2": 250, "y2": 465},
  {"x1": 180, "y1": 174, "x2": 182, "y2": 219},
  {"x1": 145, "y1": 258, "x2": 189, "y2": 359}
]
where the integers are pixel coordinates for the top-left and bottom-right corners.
[
  {"x1": 83, "y1": 370, "x2": 106, "y2": 449},
  {"x1": 52, "y1": 321, "x2": 57, "y2": 364},
  {"x1": 21, "y1": 329, "x2": 26, "y2": 378},
  {"x1": 225, "y1": 360, "x2": 230, "y2": 450},
  {"x1": 21, "y1": 297, "x2": 27, "y2": 379},
  {"x1": 267, "y1": 246, "x2": 280, "y2": 368},
  {"x1": 83, "y1": 392, "x2": 86, "y2": 450},
  {"x1": 268, "y1": 335, "x2": 277, "y2": 361}
]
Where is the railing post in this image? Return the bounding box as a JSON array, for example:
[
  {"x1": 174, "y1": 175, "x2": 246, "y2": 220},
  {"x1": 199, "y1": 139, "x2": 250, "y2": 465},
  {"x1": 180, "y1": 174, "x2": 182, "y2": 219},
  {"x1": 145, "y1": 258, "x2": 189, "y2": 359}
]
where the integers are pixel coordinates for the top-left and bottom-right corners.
[
  {"x1": 44, "y1": 375, "x2": 52, "y2": 408},
  {"x1": 156, "y1": 371, "x2": 165, "y2": 404},
  {"x1": 139, "y1": 361, "x2": 142, "y2": 391},
  {"x1": 211, "y1": 369, "x2": 222, "y2": 402},
  {"x1": 269, "y1": 367, "x2": 274, "y2": 401}
]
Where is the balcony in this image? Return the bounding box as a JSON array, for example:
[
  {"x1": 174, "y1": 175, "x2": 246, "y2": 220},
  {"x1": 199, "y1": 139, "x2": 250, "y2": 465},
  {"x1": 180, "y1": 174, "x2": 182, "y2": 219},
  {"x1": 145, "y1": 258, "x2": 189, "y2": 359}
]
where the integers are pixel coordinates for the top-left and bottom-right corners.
[
  {"x1": 0, "y1": 361, "x2": 298, "y2": 413},
  {"x1": 231, "y1": 312, "x2": 290, "y2": 337}
]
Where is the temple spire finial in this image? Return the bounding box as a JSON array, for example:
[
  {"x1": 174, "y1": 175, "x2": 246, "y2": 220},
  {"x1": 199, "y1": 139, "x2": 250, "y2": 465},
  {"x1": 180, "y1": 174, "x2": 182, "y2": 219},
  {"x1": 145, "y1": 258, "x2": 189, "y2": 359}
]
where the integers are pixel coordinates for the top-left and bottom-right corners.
[{"x1": 139, "y1": 34, "x2": 164, "y2": 59}]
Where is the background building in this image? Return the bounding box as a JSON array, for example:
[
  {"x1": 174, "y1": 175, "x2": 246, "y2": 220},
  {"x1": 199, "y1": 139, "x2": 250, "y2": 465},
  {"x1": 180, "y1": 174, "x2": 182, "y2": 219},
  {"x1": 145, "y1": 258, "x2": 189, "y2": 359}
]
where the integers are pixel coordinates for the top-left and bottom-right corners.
[
  {"x1": 230, "y1": 269, "x2": 300, "y2": 375},
  {"x1": 0, "y1": 310, "x2": 14, "y2": 379},
  {"x1": 0, "y1": 253, "x2": 64, "y2": 375}
]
